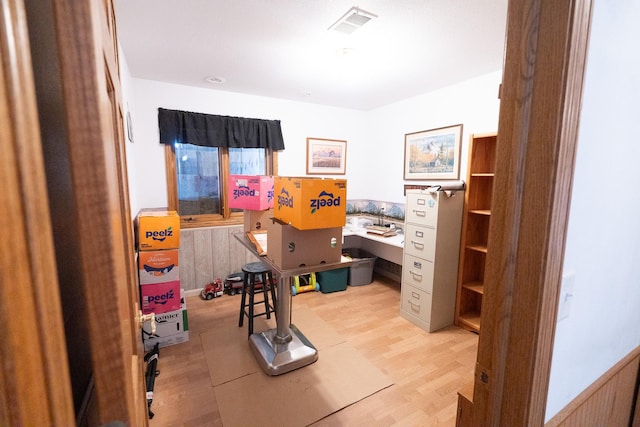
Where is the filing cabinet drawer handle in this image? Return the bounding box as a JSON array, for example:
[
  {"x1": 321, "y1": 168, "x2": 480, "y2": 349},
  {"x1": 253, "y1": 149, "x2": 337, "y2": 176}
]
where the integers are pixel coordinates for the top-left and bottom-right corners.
[
  {"x1": 408, "y1": 299, "x2": 420, "y2": 312},
  {"x1": 410, "y1": 271, "x2": 423, "y2": 280},
  {"x1": 413, "y1": 209, "x2": 426, "y2": 217},
  {"x1": 411, "y1": 241, "x2": 424, "y2": 249}
]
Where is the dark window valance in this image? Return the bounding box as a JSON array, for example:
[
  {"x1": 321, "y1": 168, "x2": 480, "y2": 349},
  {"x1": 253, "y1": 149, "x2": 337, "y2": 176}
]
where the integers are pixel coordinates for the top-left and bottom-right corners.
[{"x1": 158, "y1": 108, "x2": 285, "y2": 150}]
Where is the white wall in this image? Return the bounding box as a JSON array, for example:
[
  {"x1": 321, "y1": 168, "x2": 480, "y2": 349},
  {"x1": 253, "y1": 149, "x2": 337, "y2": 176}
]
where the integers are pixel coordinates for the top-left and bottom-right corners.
[
  {"x1": 129, "y1": 79, "x2": 366, "y2": 209},
  {"x1": 126, "y1": 71, "x2": 501, "y2": 210},
  {"x1": 118, "y1": 47, "x2": 141, "y2": 217},
  {"x1": 546, "y1": 0, "x2": 640, "y2": 420},
  {"x1": 365, "y1": 71, "x2": 501, "y2": 203}
]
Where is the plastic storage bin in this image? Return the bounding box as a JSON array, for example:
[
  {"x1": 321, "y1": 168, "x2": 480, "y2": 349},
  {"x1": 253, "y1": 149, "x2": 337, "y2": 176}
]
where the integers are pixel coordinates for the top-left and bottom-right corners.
[
  {"x1": 343, "y1": 248, "x2": 377, "y2": 286},
  {"x1": 317, "y1": 268, "x2": 348, "y2": 293}
]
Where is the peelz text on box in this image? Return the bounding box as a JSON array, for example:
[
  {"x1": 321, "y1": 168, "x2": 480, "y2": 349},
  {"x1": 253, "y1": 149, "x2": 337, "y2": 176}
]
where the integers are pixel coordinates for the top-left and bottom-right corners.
[
  {"x1": 227, "y1": 175, "x2": 274, "y2": 210},
  {"x1": 277, "y1": 189, "x2": 342, "y2": 213},
  {"x1": 141, "y1": 280, "x2": 181, "y2": 314},
  {"x1": 145, "y1": 226, "x2": 174, "y2": 242},
  {"x1": 273, "y1": 177, "x2": 346, "y2": 230},
  {"x1": 136, "y1": 209, "x2": 180, "y2": 250}
]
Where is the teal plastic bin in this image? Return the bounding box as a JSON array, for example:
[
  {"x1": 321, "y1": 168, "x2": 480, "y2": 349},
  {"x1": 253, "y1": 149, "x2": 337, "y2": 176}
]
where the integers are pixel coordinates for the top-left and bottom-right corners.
[{"x1": 317, "y1": 268, "x2": 348, "y2": 293}]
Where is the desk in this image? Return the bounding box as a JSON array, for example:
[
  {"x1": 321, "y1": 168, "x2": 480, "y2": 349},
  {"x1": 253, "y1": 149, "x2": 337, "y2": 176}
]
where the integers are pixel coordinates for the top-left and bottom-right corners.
[
  {"x1": 234, "y1": 233, "x2": 351, "y2": 375},
  {"x1": 342, "y1": 228, "x2": 404, "y2": 265}
]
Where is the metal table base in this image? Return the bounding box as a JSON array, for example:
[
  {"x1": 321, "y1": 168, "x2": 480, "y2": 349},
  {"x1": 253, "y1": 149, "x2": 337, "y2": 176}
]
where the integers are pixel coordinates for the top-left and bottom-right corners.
[
  {"x1": 249, "y1": 275, "x2": 317, "y2": 375},
  {"x1": 235, "y1": 233, "x2": 349, "y2": 376},
  {"x1": 249, "y1": 324, "x2": 318, "y2": 375}
]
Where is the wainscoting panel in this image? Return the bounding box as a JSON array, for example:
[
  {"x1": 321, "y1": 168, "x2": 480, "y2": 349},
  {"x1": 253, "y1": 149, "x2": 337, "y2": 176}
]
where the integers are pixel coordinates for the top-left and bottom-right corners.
[
  {"x1": 179, "y1": 226, "x2": 261, "y2": 291},
  {"x1": 546, "y1": 346, "x2": 640, "y2": 427}
]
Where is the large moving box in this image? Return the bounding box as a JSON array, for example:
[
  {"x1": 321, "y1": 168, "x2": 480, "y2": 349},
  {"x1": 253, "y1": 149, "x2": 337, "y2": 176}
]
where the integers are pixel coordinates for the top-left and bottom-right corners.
[
  {"x1": 274, "y1": 177, "x2": 346, "y2": 230},
  {"x1": 267, "y1": 218, "x2": 342, "y2": 269},
  {"x1": 136, "y1": 209, "x2": 180, "y2": 251},
  {"x1": 228, "y1": 175, "x2": 274, "y2": 210}
]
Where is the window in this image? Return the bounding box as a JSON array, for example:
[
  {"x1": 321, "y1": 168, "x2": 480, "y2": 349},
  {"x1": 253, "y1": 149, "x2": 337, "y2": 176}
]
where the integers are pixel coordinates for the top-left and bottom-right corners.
[
  {"x1": 165, "y1": 144, "x2": 277, "y2": 227},
  {"x1": 158, "y1": 108, "x2": 284, "y2": 227}
]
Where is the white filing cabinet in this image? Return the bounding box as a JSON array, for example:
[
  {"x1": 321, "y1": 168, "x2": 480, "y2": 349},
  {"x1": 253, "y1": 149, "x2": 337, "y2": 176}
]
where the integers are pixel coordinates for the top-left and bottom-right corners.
[{"x1": 400, "y1": 188, "x2": 464, "y2": 332}]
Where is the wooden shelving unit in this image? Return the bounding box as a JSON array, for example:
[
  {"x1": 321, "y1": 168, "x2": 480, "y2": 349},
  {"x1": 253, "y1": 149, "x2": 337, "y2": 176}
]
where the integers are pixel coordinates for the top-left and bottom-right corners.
[{"x1": 455, "y1": 133, "x2": 497, "y2": 333}]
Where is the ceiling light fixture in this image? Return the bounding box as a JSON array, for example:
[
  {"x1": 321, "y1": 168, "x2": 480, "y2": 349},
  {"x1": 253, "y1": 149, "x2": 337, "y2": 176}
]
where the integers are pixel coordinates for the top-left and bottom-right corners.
[
  {"x1": 328, "y1": 6, "x2": 377, "y2": 35},
  {"x1": 205, "y1": 76, "x2": 226, "y2": 84}
]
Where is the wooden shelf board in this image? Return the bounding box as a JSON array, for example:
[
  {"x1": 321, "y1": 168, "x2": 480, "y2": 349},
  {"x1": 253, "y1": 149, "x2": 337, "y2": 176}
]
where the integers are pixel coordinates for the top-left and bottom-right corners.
[
  {"x1": 466, "y1": 244, "x2": 488, "y2": 253},
  {"x1": 470, "y1": 173, "x2": 494, "y2": 177},
  {"x1": 458, "y1": 381, "x2": 475, "y2": 401},
  {"x1": 469, "y1": 209, "x2": 491, "y2": 216},
  {"x1": 462, "y1": 281, "x2": 484, "y2": 294},
  {"x1": 458, "y1": 312, "x2": 481, "y2": 332}
]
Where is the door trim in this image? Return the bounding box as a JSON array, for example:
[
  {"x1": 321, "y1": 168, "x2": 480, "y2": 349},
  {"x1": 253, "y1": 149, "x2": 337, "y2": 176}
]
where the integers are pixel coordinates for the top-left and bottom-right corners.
[
  {"x1": 472, "y1": 0, "x2": 593, "y2": 425},
  {"x1": 0, "y1": 0, "x2": 75, "y2": 425}
]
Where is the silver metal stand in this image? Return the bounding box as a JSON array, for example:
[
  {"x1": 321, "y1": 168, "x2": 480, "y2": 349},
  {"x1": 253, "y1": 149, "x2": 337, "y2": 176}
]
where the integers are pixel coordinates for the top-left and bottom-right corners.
[{"x1": 235, "y1": 233, "x2": 351, "y2": 376}]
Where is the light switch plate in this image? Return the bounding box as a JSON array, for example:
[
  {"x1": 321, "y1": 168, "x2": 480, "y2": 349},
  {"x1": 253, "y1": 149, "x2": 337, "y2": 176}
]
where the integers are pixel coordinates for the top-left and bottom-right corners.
[{"x1": 558, "y1": 271, "x2": 575, "y2": 321}]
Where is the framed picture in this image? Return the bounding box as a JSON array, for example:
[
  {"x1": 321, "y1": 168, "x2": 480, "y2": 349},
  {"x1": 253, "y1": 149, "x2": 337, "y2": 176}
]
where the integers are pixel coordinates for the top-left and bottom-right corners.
[
  {"x1": 403, "y1": 124, "x2": 463, "y2": 180},
  {"x1": 306, "y1": 137, "x2": 347, "y2": 175}
]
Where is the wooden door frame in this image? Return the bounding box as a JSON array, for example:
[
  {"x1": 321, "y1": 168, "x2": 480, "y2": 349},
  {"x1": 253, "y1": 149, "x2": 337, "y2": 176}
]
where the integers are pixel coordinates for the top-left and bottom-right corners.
[
  {"x1": 50, "y1": 0, "x2": 145, "y2": 424},
  {"x1": 1, "y1": 0, "x2": 146, "y2": 425},
  {"x1": 0, "y1": 0, "x2": 75, "y2": 425},
  {"x1": 472, "y1": 0, "x2": 593, "y2": 425}
]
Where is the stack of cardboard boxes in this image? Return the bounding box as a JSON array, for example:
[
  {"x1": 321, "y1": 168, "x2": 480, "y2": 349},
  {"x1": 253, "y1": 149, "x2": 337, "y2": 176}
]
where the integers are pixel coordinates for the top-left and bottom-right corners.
[
  {"x1": 232, "y1": 175, "x2": 348, "y2": 293},
  {"x1": 136, "y1": 209, "x2": 189, "y2": 350}
]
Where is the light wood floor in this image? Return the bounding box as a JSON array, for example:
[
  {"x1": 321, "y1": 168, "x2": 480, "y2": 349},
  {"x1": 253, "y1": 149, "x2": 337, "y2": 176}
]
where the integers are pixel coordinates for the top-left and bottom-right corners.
[{"x1": 147, "y1": 275, "x2": 478, "y2": 426}]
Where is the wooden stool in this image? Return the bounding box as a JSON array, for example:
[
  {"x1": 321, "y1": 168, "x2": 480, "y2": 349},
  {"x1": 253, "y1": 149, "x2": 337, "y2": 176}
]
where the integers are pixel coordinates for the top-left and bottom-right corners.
[{"x1": 238, "y1": 261, "x2": 276, "y2": 338}]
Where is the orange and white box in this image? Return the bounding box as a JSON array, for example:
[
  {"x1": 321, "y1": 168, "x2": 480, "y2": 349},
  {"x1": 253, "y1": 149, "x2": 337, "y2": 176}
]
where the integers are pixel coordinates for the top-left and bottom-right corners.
[
  {"x1": 274, "y1": 177, "x2": 347, "y2": 230},
  {"x1": 138, "y1": 249, "x2": 179, "y2": 285},
  {"x1": 136, "y1": 208, "x2": 180, "y2": 251}
]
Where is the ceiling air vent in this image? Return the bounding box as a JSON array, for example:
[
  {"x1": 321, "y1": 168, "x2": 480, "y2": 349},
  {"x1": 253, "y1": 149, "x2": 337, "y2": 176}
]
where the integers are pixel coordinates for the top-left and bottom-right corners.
[{"x1": 328, "y1": 7, "x2": 378, "y2": 35}]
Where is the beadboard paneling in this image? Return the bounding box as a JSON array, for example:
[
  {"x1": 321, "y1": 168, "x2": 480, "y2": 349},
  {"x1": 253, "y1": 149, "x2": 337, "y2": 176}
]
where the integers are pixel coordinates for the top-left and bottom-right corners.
[
  {"x1": 179, "y1": 226, "x2": 261, "y2": 291},
  {"x1": 193, "y1": 228, "x2": 214, "y2": 289},
  {"x1": 179, "y1": 230, "x2": 196, "y2": 290},
  {"x1": 546, "y1": 346, "x2": 640, "y2": 427}
]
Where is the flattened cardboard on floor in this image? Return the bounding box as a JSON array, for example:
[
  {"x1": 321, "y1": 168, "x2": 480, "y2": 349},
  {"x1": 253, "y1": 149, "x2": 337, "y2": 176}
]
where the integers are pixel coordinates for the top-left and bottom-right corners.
[{"x1": 201, "y1": 306, "x2": 393, "y2": 427}]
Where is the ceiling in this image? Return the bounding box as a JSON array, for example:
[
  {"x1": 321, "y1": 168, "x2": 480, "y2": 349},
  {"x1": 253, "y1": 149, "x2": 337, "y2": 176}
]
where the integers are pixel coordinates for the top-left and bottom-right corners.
[{"x1": 114, "y1": 1, "x2": 508, "y2": 111}]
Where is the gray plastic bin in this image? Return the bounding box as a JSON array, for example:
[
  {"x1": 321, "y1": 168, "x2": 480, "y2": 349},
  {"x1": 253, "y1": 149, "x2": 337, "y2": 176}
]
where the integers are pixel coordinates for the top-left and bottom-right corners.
[{"x1": 342, "y1": 248, "x2": 377, "y2": 286}]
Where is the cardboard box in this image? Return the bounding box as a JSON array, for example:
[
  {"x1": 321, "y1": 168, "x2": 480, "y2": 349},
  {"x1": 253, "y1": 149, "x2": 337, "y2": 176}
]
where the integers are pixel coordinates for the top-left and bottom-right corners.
[
  {"x1": 228, "y1": 175, "x2": 274, "y2": 210},
  {"x1": 136, "y1": 208, "x2": 180, "y2": 251},
  {"x1": 138, "y1": 249, "x2": 180, "y2": 285},
  {"x1": 244, "y1": 209, "x2": 273, "y2": 232},
  {"x1": 140, "y1": 280, "x2": 181, "y2": 314},
  {"x1": 267, "y1": 218, "x2": 342, "y2": 269},
  {"x1": 143, "y1": 330, "x2": 189, "y2": 351},
  {"x1": 142, "y1": 294, "x2": 189, "y2": 351},
  {"x1": 274, "y1": 177, "x2": 347, "y2": 230}
]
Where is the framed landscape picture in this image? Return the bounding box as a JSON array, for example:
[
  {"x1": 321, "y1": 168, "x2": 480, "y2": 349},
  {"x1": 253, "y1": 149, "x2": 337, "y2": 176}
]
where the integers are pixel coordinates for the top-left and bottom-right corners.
[
  {"x1": 403, "y1": 124, "x2": 463, "y2": 180},
  {"x1": 306, "y1": 137, "x2": 347, "y2": 175}
]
